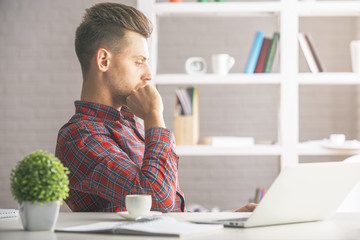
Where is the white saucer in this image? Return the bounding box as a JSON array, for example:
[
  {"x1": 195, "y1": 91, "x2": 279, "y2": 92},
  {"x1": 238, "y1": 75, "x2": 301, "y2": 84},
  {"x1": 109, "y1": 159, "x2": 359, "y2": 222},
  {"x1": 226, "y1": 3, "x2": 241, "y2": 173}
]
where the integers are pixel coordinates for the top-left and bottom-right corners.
[
  {"x1": 321, "y1": 139, "x2": 360, "y2": 150},
  {"x1": 117, "y1": 211, "x2": 162, "y2": 221}
]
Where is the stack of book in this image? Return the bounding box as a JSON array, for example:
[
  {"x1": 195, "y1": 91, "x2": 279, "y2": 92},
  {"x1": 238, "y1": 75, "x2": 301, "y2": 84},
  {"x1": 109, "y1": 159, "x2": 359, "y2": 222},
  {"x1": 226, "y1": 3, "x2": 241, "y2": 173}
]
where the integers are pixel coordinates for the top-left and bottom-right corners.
[
  {"x1": 175, "y1": 87, "x2": 197, "y2": 116},
  {"x1": 174, "y1": 87, "x2": 199, "y2": 145},
  {"x1": 245, "y1": 31, "x2": 280, "y2": 74},
  {"x1": 298, "y1": 32, "x2": 326, "y2": 73}
]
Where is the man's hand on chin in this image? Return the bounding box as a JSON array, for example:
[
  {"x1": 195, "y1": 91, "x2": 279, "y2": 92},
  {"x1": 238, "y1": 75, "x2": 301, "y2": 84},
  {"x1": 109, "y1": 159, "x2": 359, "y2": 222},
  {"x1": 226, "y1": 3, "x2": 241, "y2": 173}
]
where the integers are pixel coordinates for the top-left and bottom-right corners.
[
  {"x1": 235, "y1": 203, "x2": 258, "y2": 212},
  {"x1": 126, "y1": 84, "x2": 165, "y2": 130}
]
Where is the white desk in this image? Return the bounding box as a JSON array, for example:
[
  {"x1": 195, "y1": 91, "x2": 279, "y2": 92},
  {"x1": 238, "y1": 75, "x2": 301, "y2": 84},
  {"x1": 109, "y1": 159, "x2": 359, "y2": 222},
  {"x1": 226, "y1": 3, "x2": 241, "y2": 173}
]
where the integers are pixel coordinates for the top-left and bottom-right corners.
[{"x1": 1, "y1": 212, "x2": 360, "y2": 240}]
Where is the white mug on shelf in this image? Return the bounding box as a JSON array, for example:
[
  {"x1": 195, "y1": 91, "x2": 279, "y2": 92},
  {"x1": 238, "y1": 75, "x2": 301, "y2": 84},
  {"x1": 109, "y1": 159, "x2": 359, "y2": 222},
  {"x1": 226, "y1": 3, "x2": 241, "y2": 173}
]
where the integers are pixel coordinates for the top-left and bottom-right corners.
[
  {"x1": 211, "y1": 54, "x2": 235, "y2": 75},
  {"x1": 350, "y1": 40, "x2": 360, "y2": 73}
]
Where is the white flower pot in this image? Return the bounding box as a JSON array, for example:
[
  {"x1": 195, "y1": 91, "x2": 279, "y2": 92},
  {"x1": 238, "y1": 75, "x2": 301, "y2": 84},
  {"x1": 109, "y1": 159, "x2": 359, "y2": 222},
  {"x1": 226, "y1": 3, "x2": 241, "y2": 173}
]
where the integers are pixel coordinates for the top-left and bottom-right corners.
[{"x1": 19, "y1": 201, "x2": 60, "y2": 231}]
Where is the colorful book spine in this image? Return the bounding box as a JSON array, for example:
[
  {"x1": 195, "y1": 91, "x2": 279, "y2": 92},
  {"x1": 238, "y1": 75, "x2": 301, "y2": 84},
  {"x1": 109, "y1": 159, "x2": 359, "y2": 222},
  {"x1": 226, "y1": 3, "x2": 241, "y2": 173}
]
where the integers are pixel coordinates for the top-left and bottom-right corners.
[
  {"x1": 254, "y1": 188, "x2": 267, "y2": 203},
  {"x1": 263, "y1": 32, "x2": 280, "y2": 73},
  {"x1": 255, "y1": 37, "x2": 271, "y2": 73},
  {"x1": 245, "y1": 31, "x2": 265, "y2": 73}
]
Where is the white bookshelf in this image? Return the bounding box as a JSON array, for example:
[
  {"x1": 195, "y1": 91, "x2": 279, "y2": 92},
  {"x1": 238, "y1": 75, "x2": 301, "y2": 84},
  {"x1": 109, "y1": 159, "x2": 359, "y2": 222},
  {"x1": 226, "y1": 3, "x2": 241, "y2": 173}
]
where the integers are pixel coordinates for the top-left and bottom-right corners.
[{"x1": 137, "y1": 0, "x2": 360, "y2": 168}]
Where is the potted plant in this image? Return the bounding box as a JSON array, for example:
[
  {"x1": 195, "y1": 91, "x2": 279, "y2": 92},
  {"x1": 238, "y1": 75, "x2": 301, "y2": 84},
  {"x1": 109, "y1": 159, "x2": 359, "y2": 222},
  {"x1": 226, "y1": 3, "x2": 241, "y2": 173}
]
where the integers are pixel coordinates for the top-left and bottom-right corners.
[{"x1": 10, "y1": 150, "x2": 70, "y2": 231}]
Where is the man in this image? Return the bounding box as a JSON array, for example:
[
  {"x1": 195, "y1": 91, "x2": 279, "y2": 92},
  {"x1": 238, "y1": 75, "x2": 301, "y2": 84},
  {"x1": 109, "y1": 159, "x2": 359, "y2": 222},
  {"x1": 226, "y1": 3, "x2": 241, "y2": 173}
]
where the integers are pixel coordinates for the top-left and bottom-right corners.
[{"x1": 56, "y1": 2, "x2": 256, "y2": 213}]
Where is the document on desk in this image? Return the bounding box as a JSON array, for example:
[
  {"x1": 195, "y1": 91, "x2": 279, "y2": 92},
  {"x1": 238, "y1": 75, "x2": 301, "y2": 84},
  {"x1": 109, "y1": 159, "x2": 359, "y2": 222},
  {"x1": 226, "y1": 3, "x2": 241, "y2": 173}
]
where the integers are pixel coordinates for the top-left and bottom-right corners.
[
  {"x1": 0, "y1": 209, "x2": 19, "y2": 219},
  {"x1": 56, "y1": 216, "x2": 223, "y2": 237}
]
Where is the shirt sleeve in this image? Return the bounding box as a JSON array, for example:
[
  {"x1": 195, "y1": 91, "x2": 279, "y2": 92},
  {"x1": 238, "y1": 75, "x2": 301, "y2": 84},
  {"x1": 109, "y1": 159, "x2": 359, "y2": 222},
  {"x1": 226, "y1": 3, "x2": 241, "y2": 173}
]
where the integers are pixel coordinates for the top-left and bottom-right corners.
[{"x1": 60, "y1": 123, "x2": 179, "y2": 212}]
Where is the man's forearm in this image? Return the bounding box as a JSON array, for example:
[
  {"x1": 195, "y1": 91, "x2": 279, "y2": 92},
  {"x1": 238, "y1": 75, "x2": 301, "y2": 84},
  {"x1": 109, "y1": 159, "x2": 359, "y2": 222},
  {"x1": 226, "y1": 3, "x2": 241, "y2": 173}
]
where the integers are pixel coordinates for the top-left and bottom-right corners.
[{"x1": 142, "y1": 128, "x2": 179, "y2": 212}]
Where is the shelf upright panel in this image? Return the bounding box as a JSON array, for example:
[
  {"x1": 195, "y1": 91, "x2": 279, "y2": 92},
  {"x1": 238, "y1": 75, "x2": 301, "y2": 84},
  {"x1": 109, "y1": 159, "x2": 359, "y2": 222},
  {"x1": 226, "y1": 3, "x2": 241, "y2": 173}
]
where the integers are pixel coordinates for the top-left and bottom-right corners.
[{"x1": 279, "y1": 0, "x2": 299, "y2": 168}]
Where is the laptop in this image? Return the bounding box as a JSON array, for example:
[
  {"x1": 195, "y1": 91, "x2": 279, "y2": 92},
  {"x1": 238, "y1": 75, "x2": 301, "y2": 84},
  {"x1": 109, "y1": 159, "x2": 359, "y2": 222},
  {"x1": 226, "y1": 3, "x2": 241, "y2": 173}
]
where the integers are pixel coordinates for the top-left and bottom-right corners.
[{"x1": 192, "y1": 161, "x2": 360, "y2": 228}]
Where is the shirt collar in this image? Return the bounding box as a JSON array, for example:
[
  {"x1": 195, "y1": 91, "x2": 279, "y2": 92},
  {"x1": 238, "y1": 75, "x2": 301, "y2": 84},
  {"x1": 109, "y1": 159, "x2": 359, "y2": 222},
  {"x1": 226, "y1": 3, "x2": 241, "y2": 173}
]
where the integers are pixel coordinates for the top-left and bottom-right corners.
[
  {"x1": 120, "y1": 106, "x2": 136, "y2": 122},
  {"x1": 75, "y1": 101, "x2": 134, "y2": 122}
]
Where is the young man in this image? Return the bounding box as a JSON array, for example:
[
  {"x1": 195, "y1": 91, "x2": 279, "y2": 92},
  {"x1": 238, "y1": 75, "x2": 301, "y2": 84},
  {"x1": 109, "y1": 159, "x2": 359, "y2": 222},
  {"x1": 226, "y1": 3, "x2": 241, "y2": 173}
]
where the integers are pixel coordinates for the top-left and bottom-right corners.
[{"x1": 56, "y1": 2, "x2": 256, "y2": 213}]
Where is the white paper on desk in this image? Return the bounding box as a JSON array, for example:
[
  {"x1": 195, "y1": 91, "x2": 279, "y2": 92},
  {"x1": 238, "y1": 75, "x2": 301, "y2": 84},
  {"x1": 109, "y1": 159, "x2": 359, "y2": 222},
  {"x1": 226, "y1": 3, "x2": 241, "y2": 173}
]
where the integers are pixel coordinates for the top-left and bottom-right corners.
[
  {"x1": 0, "y1": 209, "x2": 19, "y2": 219},
  {"x1": 56, "y1": 221, "x2": 119, "y2": 232},
  {"x1": 56, "y1": 217, "x2": 223, "y2": 237}
]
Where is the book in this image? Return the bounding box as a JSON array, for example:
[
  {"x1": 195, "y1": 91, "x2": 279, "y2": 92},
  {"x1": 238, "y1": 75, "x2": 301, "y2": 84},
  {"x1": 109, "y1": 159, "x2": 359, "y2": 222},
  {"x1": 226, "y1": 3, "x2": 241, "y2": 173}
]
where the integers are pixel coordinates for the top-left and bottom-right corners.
[
  {"x1": 255, "y1": 37, "x2": 271, "y2": 73},
  {"x1": 254, "y1": 188, "x2": 267, "y2": 204},
  {"x1": 298, "y1": 32, "x2": 319, "y2": 73},
  {"x1": 0, "y1": 209, "x2": 19, "y2": 219},
  {"x1": 263, "y1": 32, "x2": 280, "y2": 73},
  {"x1": 175, "y1": 87, "x2": 193, "y2": 115},
  {"x1": 245, "y1": 31, "x2": 265, "y2": 73},
  {"x1": 191, "y1": 87, "x2": 199, "y2": 117},
  {"x1": 305, "y1": 33, "x2": 326, "y2": 72},
  {"x1": 56, "y1": 216, "x2": 223, "y2": 237}
]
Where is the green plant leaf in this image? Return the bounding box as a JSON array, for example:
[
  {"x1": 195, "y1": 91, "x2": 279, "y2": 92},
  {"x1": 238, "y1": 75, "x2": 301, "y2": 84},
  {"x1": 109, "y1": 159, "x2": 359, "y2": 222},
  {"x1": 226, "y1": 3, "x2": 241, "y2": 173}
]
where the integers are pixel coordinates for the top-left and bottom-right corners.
[{"x1": 9, "y1": 150, "x2": 70, "y2": 204}]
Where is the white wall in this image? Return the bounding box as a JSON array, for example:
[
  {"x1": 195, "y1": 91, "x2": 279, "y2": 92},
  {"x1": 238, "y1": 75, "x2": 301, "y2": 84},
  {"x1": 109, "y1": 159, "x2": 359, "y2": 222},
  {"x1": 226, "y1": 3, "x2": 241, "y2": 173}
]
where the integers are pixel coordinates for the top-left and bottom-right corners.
[
  {"x1": 0, "y1": 0, "x2": 136, "y2": 210},
  {"x1": 0, "y1": 0, "x2": 358, "y2": 211}
]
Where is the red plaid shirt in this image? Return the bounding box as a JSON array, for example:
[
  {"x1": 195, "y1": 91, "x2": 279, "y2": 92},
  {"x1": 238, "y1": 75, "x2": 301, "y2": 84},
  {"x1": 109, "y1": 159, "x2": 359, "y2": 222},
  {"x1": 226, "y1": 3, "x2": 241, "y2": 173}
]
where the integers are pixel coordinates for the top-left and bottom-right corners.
[{"x1": 55, "y1": 101, "x2": 185, "y2": 212}]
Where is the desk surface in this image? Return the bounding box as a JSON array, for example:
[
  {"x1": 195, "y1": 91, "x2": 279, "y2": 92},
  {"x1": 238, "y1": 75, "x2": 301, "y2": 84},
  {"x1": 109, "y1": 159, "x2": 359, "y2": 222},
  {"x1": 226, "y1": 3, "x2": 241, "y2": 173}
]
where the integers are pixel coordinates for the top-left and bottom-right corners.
[{"x1": 1, "y1": 212, "x2": 360, "y2": 240}]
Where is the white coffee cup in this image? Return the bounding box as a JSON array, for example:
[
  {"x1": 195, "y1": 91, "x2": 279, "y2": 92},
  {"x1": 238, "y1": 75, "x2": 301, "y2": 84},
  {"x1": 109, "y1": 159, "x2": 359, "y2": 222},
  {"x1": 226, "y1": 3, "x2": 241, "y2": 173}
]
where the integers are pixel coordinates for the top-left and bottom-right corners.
[
  {"x1": 212, "y1": 54, "x2": 235, "y2": 75},
  {"x1": 350, "y1": 40, "x2": 360, "y2": 73},
  {"x1": 329, "y1": 134, "x2": 346, "y2": 145},
  {"x1": 125, "y1": 195, "x2": 152, "y2": 217}
]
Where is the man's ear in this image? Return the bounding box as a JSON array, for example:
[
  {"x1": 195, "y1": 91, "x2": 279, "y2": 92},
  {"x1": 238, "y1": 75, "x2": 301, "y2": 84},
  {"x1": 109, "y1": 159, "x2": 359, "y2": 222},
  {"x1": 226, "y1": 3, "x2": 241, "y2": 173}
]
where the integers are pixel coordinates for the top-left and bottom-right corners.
[{"x1": 96, "y1": 48, "x2": 111, "y2": 72}]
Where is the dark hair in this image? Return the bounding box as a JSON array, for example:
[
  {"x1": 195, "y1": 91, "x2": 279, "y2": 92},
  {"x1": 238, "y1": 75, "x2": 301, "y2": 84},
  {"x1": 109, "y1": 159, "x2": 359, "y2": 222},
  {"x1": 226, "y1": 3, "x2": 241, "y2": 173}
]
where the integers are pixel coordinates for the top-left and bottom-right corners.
[{"x1": 75, "y1": 2, "x2": 152, "y2": 74}]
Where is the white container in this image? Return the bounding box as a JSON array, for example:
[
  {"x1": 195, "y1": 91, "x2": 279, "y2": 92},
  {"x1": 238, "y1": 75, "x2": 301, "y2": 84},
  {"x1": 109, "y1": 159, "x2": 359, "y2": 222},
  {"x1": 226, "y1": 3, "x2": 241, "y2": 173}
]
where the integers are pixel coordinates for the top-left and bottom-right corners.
[
  {"x1": 19, "y1": 201, "x2": 60, "y2": 231},
  {"x1": 212, "y1": 54, "x2": 235, "y2": 75},
  {"x1": 350, "y1": 40, "x2": 360, "y2": 73},
  {"x1": 125, "y1": 195, "x2": 152, "y2": 218}
]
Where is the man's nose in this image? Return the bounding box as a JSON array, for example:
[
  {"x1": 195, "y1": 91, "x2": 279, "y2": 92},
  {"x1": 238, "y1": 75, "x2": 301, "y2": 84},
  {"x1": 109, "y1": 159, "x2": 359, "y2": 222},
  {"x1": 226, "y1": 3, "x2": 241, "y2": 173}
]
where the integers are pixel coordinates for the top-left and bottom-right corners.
[
  {"x1": 142, "y1": 72, "x2": 152, "y2": 81},
  {"x1": 141, "y1": 65, "x2": 153, "y2": 81}
]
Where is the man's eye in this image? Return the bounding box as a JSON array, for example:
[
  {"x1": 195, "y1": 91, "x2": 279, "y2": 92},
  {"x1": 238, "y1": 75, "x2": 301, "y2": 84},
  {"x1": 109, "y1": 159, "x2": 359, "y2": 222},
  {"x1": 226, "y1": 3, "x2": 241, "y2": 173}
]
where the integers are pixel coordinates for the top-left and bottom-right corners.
[{"x1": 136, "y1": 61, "x2": 143, "y2": 66}]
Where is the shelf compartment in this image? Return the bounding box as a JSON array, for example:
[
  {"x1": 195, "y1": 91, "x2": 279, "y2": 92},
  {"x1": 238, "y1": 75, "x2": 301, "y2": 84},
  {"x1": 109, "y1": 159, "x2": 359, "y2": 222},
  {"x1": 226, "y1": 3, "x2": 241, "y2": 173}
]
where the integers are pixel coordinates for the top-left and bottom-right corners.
[
  {"x1": 155, "y1": 2, "x2": 281, "y2": 17},
  {"x1": 297, "y1": 73, "x2": 360, "y2": 85},
  {"x1": 298, "y1": 1, "x2": 360, "y2": 17},
  {"x1": 176, "y1": 144, "x2": 282, "y2": 156},
  {"x1": 155, "y1": 74, "x2": 282, "y2": 85}
]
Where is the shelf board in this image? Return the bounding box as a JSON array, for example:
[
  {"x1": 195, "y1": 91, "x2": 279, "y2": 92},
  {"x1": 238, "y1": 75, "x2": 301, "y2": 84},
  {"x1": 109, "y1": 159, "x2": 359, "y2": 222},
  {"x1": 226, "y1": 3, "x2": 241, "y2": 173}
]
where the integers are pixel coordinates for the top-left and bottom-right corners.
[
  {"x1": 155, "y1": 74, "x2": 282, "y2": 85},
  {"x1": 298, "y1": 141, "x2": 360, "y2": 156},
  {"x1": 155, "y1": 2, "x2": 281, "y2": 17},
  {"x1": 176, "y1": 144, "x2": 282, "y2": 156},
  {"x1": 297, "y1": 73, "x2": 360, "y2": 85},
  {"x1": 298, "y1": 1, "x2": 360, "y2": 17},
  {"x1": 175, "y1": 142, "x2": 360, "y2": 157},
  {"x1": 155, "y1": 73, "x2": 360, "y2": 85}
]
